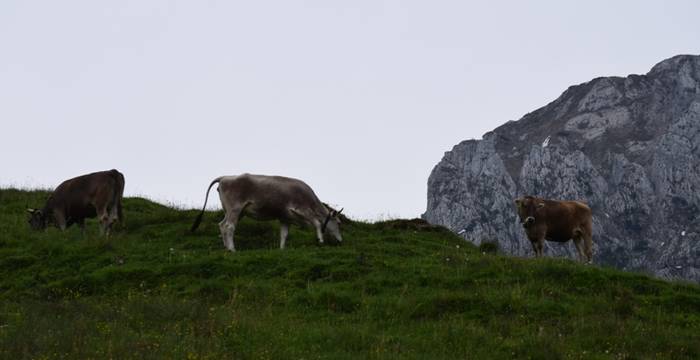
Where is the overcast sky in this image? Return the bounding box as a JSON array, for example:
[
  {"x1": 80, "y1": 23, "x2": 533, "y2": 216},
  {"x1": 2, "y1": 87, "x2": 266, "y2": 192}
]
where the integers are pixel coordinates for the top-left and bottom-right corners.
[{"x1": 1, "y1": 1, "x2": 699, "y2": 220}]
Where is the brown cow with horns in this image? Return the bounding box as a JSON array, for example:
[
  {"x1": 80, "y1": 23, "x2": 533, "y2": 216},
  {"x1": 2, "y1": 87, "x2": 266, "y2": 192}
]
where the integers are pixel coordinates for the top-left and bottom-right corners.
[{"x1": 514, "y1": 196, "x2": 593, "y2": 263}]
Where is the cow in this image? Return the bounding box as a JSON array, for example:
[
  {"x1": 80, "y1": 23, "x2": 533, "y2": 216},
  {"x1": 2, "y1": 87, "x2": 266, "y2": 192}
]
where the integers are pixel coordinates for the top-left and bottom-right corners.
[
  {"x1": 514, "y1": 196, "x2": 593, "y2": 263},
  {"x1": 190, "y1": 173, "x2": 343, "y2": 252},
  {"x1": 27, "y1": 169, "x2": 125, "y2": 235}
]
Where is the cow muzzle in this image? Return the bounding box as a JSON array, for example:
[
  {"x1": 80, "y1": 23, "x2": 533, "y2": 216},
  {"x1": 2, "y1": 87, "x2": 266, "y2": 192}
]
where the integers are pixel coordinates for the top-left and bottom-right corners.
[{"x1": 522, "y1": 217, "x2": 535, "y2": 228}]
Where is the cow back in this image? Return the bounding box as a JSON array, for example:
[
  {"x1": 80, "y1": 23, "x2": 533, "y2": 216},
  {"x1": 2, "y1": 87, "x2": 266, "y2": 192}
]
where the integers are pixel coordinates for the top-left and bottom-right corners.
[
  {"x1": 45, "y1": 169, "x2": 124, "y2": 222},
  {"x1": 539, "y1": 200, "x2": 592, "y2": 242},
  {"x1": 220, "y1": 174, "x2": 324, "y2": 220}
]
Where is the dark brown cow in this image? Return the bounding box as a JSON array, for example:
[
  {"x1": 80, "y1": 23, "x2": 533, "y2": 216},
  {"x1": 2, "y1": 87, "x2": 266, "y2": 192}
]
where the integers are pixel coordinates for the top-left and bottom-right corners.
[
  {"x1": 27, "y1": 169, "x2": 125, "y2": 235},
  {"x1": 514, "y1": 196, "x2": 593, "y2": 263}
]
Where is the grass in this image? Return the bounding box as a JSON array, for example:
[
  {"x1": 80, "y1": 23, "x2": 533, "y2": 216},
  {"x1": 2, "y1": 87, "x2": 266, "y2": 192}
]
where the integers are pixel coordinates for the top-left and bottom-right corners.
[{"x1": 0, "y1": 188, "x2": 699, "y2": 359}]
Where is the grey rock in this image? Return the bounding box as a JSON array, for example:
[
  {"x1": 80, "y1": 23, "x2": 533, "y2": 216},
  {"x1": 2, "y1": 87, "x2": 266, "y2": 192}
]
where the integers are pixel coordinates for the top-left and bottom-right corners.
[{"x1": 424, "y1": 55, "x2": 700, "y2": 282}]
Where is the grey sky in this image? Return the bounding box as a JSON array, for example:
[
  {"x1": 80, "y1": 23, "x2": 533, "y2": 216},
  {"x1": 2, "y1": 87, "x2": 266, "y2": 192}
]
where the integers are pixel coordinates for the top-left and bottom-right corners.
[{"x1": 1, "y1": 1, "x2": 699, "y2": 219}]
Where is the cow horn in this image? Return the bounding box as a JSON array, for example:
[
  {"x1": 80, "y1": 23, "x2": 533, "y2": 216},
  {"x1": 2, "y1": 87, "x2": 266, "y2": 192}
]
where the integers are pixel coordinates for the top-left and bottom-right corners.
[
  {"x1": 537, "y1": 202, "x2": 545, "y2": 208},
  {"x1": 337, "y1": 208, "x2": 344, "y2": 216},
  {"x1": 27, "y1": 208, "x2": 36, "y2": 214}
]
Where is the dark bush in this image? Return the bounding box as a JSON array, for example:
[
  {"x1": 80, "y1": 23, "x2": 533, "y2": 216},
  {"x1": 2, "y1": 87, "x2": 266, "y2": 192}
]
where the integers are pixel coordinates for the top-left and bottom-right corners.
[{"x1": 479, "y1": 241, "x2": 499, "y2": 254}]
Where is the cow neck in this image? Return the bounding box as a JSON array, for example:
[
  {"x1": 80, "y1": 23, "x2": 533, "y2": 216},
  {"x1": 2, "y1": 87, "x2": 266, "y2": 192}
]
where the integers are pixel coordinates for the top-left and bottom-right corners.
[{"x1": 321, "y1": 211, "x2": 333, "y2": 233}]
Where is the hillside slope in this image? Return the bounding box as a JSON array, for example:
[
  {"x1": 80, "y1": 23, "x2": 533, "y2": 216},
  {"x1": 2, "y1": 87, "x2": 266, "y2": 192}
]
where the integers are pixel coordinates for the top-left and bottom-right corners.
[
  {"x1": 424, "y1": 55, "x2": 700, "y2": 282},
  {"x1": 1, "y1": 189, "x2": 699, "y2": 359}
]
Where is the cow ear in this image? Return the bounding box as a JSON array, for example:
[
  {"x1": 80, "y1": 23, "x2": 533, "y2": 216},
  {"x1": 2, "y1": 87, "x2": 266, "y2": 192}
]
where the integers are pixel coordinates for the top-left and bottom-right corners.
[
  {"x1": 514, "y1": 199, "x2": 522, "y2": 207},
  {"x1": 537, "y1": 202, "x2": 545, "y2": 208}
]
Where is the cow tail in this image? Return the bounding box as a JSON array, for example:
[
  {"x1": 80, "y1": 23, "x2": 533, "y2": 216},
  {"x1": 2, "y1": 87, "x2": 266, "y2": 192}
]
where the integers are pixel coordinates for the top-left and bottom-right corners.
[{"x1": 190, "y1": 177, "x2": 222, "y2": 233}]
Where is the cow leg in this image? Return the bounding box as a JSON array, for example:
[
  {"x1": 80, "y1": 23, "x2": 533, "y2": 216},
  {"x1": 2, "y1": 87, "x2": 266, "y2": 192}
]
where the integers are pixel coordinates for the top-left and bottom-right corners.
[
  {"x1": 218, "y1": 219, "x2": 228, "y2": 247},
  {"x1": 573, "y1": 236, "x2": 586, "y2": 263},
  {"x1": 218, "y1": 218, "x2": 236, "y2": 252},
  {"x1": 531, "y1": 239, "x2": 544, "y2": 258},
  {"x1": 94, "y1": 204, "x2": 111, "y2": 236},
  {"x1": 279, "y1": 223, "x2": 289, "y2": 249},
  {"x1": 222, "y1": 221, "x2": 236, "y2": 252},
  {"x1": 313, "y1": 220, "x2": 325, "y2": 245},
  {"x1": 98, "y1": 216, "x2": 109, "y2": 236},
  {"x1": 54, "y1": 211, "x2": 68, "y2": 231},
  {"x1": 219, "y1": 208, "x2": 243, "y2": 252},
  {"x1": 583, "y1": 233, "x2": 593, "y2": 264},
  {"x1": 107, "y1": 204, "x2": 120, "y2": 232},
  {"x1": 77, "y1": 219, "x2": 86, "y2": 235},
  {"x1": 102, "y1": 210, "x2": 117, "y2": 237}
]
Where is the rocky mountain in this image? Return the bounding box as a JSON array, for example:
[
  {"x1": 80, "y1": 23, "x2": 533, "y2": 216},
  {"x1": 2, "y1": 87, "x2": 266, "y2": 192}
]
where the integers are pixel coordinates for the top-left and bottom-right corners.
[{"x1": 423, "y1": 55, "x2": 700, "y2": 282}]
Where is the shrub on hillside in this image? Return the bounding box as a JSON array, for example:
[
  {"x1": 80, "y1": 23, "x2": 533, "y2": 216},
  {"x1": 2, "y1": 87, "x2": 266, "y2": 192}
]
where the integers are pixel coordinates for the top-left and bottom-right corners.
[{"x1": 479, "y1": 240, "x2": 499, "y2": 254}]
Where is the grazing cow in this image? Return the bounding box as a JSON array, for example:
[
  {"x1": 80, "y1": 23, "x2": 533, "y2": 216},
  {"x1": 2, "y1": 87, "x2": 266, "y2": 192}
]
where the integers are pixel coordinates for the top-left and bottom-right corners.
[
  {"x1": 190, "y1": 174, "x2": 343, "y2": 252},
  {"x1": 514, "y1": 196, "x2": 593, "y2": 263},
  {"x1": 27, "y1": 169, "x2": 125, "y2": 235}
]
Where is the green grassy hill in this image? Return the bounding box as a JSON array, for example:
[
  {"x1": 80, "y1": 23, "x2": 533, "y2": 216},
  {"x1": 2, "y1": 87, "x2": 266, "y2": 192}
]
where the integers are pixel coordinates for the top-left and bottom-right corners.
[{"x1": 1, "y1": 189, "x2": 699, "y2": 359}]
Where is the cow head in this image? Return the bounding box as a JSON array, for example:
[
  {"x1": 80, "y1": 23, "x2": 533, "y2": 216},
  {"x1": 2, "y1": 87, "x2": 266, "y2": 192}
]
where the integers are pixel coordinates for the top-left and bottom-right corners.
[
  {"x1": 322, "y1": 207, "x2": 344, "y2": 242},
  {"x1": 27, "y1": 208, "x2": 48, "y2": 230},
  {"x1": 514, "y1": 196, "x2": 545, "y2": 229}
]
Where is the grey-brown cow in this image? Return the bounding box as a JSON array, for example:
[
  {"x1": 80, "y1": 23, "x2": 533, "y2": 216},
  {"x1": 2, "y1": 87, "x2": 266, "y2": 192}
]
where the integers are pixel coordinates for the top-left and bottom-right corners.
[
  {"x1": 514, "y1": 196, "x2": 593, "y2": 263},
  {"x1": 27, "y1": 169, "x2": 125, "y2": 235},
  {"x1": 190, "y1": 174, "x2": 343, "y2": 251}
]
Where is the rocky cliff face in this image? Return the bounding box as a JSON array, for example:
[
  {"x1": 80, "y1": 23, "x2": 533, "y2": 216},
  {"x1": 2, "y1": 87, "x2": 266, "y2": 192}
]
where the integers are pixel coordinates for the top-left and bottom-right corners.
[{"x1": 424, "y1": 55, "x2": 700, "y2": 282}]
